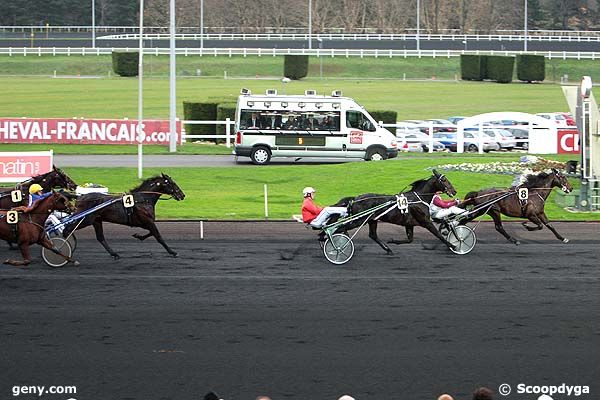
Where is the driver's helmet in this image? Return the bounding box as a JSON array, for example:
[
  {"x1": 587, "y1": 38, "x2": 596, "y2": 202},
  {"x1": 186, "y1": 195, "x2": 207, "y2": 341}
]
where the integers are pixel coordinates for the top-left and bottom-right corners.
[
  {"x1": 29, "y1": 184, "x2": 43, "y2": 194},
  {"x1": 302, "y1": 187, "x2": 316, "y2": 197}
]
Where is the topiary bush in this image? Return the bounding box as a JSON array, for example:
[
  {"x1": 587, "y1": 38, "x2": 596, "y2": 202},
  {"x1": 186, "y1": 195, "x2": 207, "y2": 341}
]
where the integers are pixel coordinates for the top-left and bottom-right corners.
[
  {"x1": 460, "y1": 55, "x2": 485, "y2": 81},
  {"x1": 111, "y1": 52, "x2": 138, "y2": 77},
  {"x1": 517, "y1": 54, "x2": 545, "y2": 83},
  {"x1": 183, "y1": 102, "x2": 218, "y2": 137},
  {"x1": 284, "y1": 55, "x2": 309, "y2": 80},
  {"x1": 486, "y1": 55, "x2": 515, "y2": 83},
  {"x1": 216, "y1": 103, "x2": 237, "y2": 138}
]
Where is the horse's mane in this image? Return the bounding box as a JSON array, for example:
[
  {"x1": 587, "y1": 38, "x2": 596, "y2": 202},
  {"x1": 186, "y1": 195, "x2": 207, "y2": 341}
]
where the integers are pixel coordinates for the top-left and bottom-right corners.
[
  {"x1": 520, "y1": 172, "x2": 551, "y2": 188},
  {"x1": 409, "y1": 178, "x2": 430, "y2": 192},
  {"x1": 130, "y1": 175, "x2": 162, "y2": 192}
]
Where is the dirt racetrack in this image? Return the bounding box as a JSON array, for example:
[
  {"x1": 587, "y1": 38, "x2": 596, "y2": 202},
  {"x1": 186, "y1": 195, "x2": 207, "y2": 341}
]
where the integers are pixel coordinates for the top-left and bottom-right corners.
[{"x1": 1, "y1": 221, "x2": 599, "y2": 400}]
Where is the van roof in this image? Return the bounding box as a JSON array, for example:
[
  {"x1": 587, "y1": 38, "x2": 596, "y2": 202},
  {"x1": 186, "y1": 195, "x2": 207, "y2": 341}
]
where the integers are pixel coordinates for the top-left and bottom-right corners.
[{"x1": 239, "y1": 94, "x2": 352, "y2": 101}]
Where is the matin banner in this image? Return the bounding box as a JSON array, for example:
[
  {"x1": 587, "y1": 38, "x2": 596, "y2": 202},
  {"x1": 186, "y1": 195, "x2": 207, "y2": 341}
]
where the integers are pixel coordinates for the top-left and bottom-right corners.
[
  {"x1": 0, "y1": 118, "x2": 181, "y2": 145},
  {"x1": 0, "y1": 151, "x2": 54, "y2": 183},
  {"x1": 557, "y1": 129, "x2": 580, "y2": 154}
]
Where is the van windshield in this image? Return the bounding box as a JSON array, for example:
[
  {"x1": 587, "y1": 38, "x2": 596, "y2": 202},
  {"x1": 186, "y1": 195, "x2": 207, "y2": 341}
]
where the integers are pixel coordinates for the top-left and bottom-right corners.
[{"x1": 239, "y1": 109, "x2": 340, "y2": 131}]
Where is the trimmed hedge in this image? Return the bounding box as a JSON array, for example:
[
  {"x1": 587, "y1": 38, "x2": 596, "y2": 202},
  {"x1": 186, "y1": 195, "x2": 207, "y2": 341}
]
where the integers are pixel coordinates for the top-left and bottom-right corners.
[
  {"x1": 111, "y1": 52, "x2": 138, "y2": 77},
  {"x1": 460, "y1": 55, "x2": 485, "y2": 81},
  {"x1": 216, "y1": 103, "x2": 237, "y2": 136},
  {"x1": 368, "y1": 110, "x2": 398, "y2": 134},
  {"x1": 284, "y1": 55, "x2": 309, "y2": 80},
  {"x1": 183, "y1": 102, "x2": 218, "y2": 137},
  {"x1": 486, "y1": 56, "x2": 514, "y2": 83},
  {"x1": 517, "y1": 54, "x2": 545, "y2": 82}
]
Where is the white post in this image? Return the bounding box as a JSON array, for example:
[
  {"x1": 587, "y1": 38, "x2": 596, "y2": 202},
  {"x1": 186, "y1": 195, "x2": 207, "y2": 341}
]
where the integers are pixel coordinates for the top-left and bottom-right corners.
[
  {"x1": 92, "y1": 0, "x2": 96, "y2": 48},
  {"x1": 264, "y1": 184, "x2": 269, "y2": 219},
  {"x1": 200, "y1": 220, "x2": 204, "y2": 239},
  {"x1": 225, "y1": 117, "x2": 231, "y2": 148},
  {"x1": 416, "y1": 0, "x2": 420, "y2": 52},
  {"x1": 478, "y1": 123, "x2": 484, "y2": 154},
  {"x1": 524, "y1": 0, "x2": 528, "y2": 52},
  {"x1": 169, "y1": 0, "x2": 177, "y2": 152},
  {"x1": 308, "y1": 0, "x2": 312, "y2": 49},
  {"x1": 200, "y1": 0, "x2": 204, "y2": 50},
  {"x1": 137, "y1": 0, "x2": 144, "y2": 179}
]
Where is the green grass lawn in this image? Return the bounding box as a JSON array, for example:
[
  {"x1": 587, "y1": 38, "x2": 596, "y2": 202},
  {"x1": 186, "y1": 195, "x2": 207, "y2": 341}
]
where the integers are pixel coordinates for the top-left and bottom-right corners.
[
  {"x1": 0, "y1": 142, "x2": 231, "y2": 155},
  {"x1": 42, "y1": 155, "x2": 590, "y2": 221},
  {"x1": 0, "y1": 76, "x2": 571, "y2": 121}
]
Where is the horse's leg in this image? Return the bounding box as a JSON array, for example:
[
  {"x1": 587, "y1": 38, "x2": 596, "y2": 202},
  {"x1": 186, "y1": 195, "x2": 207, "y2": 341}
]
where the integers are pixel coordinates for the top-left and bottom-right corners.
[
  {"x1": 7, "y1": 240, "x2": 18, "y2": 250},
  {"x1": 521, "y1": 216, "x2": 543, "y2": 231},
  {"x1": 536, "y1": 213, "x2": 569, "y2": 243},
  {"x1": 388, "y1": 225, "x2": 414, "y2": 244},
  {"x1": 368, "y1": 221, "x2": 393, "y2": 255},
  {"x1": 3, "y1": 241, "x2": 31, "y2": 267},
  {"x1": 93, "y1": 221, "x2": 120, "y2": 259},
  {"x1": 489, "y1": 210, "x2": 520, "y2": 245},
  {"x1": 132, "y1": 232, "x2": 152, "y2": 241},
  {"x1": 420, "y1": 220, "x2": 457, "y2": 250},
  {"x1": 144, "y1": 220, "x2": 178, "y2": 257}
]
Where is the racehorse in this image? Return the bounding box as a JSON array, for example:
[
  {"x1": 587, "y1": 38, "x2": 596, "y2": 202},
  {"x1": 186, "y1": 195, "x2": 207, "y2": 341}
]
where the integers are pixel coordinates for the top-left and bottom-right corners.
[
  {"x1": 461, "y1": 168, "x2": 573, "y2": 244},
  {"x1": 62, "y1": 174, "x2": 185, "y2": 259},
  {"x1": 1, "y1": 167, "x2": 78, "y2": 249},
  {"x1": 332, "y1": 170, "x2": 458, "y2": 254},
  {"x1": 0, "y1": 166, "x2": 78, "y2": 209},
  {"x1": 0, "y1": 192, "x2": 78, "y2": 266}
]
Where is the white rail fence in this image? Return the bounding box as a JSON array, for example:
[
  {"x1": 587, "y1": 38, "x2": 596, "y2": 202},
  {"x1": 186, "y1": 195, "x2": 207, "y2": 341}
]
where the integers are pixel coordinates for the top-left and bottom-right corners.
[
  {"x1": 182, "y1": 118, "x2": 235, "y2": 147},
  {"x1": 1, "y1": 47, "x2": 599, "y2": 60}
]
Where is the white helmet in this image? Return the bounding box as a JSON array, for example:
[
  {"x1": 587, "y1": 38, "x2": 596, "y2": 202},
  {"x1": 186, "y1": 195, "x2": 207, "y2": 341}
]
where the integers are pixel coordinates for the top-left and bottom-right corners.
[{"x1": 302, "y1": 187, "x2": 316, "y2": 197}]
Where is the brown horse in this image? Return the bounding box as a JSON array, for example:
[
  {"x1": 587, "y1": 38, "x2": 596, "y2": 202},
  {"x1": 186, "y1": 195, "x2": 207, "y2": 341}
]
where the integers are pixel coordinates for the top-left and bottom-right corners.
[
  {"x1": 62, "y1": 174, "x2": 185, "y2": 259},
  {"x1": 0, "y1": 192, "x2": 78, "y2": 266},
  {"x1": 462, "y1": 168, "x2": 573, "y2": 244},
  {"x1": 0, "y1": 166, "x2": 77, "y2": 209}
]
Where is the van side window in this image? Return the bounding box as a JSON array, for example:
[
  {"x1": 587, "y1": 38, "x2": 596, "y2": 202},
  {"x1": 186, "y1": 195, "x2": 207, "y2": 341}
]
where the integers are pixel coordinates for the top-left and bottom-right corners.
[
  {"x1": 239, "y1": 109, "x2": 340, "y2": 131},
  {"x1": 346, "y1": 111, "x2": 375, "y2": 131}
]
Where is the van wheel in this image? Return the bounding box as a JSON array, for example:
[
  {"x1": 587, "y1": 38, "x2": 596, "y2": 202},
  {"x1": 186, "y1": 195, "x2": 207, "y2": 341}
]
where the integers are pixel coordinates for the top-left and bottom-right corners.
[
  {"x1": 366, "y1": 148, "x2": 387, "y2": 161},
  {"x1": 250, "y1": 146, "x2": 271, "y2": 165}
]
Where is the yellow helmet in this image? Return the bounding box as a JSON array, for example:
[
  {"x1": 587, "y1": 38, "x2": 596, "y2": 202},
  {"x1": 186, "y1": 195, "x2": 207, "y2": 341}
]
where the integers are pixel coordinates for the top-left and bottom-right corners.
[{"x1": 29, "y1": 184, "x2": 43, "y2": 194}]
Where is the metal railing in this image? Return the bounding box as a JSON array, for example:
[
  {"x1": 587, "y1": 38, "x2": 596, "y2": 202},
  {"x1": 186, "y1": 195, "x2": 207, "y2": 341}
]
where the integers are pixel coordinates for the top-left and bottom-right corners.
[
  {"x1": 182, "y1": 118, "x2": 235, "y2": 147},
  {"x1": 1, "y1": 47, "x2": 599, "y2": 60}
]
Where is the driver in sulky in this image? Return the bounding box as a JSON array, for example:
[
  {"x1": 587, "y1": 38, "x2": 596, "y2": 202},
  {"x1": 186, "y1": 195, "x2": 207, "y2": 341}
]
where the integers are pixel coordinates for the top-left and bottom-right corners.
[{"x1": 301, "y1": 187, "x2": 348, "y2": 230}]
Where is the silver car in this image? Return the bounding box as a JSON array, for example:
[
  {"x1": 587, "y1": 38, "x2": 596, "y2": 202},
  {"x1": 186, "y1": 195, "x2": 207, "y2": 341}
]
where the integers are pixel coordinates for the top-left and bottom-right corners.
[
  {"x1": 400, "y1": 131, "x2": 446, "y2": 152},
  {"x1": 483, "y1": 129, "x2": 518, "y2": 150}
]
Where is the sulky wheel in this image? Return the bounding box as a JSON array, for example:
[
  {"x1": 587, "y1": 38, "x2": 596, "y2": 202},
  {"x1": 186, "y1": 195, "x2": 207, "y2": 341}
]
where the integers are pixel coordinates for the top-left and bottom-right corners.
[
  {"x1": 323, "y1": 233, "x2": 355, "y2": 265},
  {"x1": 48, "y1": 230, "x2": 77, "y2": 252},
  {"x1": 42, "y1": 237, "x2": 72, "y2": 268},
  {"x1": 446, "y1": 225, "x2": 476, "y2": 255}
]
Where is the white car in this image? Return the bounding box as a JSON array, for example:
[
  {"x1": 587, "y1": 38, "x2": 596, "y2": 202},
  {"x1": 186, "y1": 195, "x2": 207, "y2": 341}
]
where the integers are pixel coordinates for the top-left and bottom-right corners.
[
  {"x1": 400, "y1": 131, "x2": 447, "y2": 152},
  {"x1": 483, "y1": 129, "x2": 517, "y2": 150},
  {"x1": 535, "y1": 112, "x2": 570, "y2": 128}
]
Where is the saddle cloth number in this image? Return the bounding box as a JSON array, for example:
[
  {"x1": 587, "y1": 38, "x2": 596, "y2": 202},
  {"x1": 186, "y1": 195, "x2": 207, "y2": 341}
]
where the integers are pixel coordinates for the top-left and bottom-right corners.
[
  {"x1": 397, "y1": 195, "x2": 409, "y2": 213},
  {"x1": 122, "y1": 194, "x2": 135, "y2": 208},
  {"x1": 11, "y1": 190, "x2": 22, "y2": 203},
  {"x1": 7, "y1": 210, "x2": 18, "y2": 224},
  {"x1": 518, "y1": 188, "x2": 529, "y2": 201}
]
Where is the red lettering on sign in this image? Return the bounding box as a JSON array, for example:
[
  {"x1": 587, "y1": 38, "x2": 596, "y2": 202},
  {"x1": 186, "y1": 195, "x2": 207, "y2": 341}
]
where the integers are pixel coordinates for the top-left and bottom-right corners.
[
  {"x1": 350, "y1": 131, "x2": 363, "y2": 144},
  {"x1": 557, "y1": 129, "x2": 579, "y2": 154}
]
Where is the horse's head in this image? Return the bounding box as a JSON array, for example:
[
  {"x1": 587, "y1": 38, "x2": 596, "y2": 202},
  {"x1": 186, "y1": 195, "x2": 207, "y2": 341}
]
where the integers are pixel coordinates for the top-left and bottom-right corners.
[
  {"x1": 45, "y1": 191, "x2": 75, "y2": 213},
  {"x1": 31, "y1": 167, "x2": 78, "y2": 191},
  {"x1": 551, "y1": 168, "x2": 573, "y2": 193},
  {"x1": 142, "y1": 174, "x2": 186, "y2": 200},
  {"x1": 432, "y1": 169, "x2": 457, "y2": 197},
  {"x1": 52, "y1": 166, "x2": 78, "y2": 191}
]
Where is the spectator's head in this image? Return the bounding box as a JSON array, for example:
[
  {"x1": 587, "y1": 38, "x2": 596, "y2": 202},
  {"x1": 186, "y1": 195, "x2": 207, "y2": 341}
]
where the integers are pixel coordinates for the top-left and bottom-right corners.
[
  {"x1": 203, "y1": 392, "x2": 220, "y2": 400},
  {"x1": 437, "y1": 394, "x2": 454, "y2": 400},
  {"x1": 256, "y1": 396, "x2": 271, "y2": 400},
  {"x1": 338, "y1": 395, "x2": 355, "y2": 400},
  {"x1": 472, "y1": 387, "x2": 494, "y2": 400}
]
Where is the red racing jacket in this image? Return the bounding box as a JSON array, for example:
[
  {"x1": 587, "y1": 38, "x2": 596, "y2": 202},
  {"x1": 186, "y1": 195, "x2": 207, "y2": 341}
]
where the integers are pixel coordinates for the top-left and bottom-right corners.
[{"x1": 301, "y1": 197, "x2": 323, "y2": 223}]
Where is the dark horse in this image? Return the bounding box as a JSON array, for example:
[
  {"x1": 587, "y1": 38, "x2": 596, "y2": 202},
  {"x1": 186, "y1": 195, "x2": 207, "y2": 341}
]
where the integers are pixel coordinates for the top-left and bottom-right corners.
[
  {"x1": 0, "y1": 192, "x2": 78, "y2": 266},
  {"x1": 0, "y1": 166, "x2": 78, "y2": 209},
  {"x1": 333, "y1": 170, "x2": 458, "y2": 254},
  {"x1": 62, "y1": 174, "x2": 185, "y2": 259},
  {"x1": 461, "y1": 168, "x2": 573, "y2": 244}
]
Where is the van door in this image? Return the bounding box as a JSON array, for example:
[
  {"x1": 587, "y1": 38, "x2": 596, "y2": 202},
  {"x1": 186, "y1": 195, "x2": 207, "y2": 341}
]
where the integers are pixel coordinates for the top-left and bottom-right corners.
[{"x1": 344, "y1": 110, "x2": 376, "y2": 158}]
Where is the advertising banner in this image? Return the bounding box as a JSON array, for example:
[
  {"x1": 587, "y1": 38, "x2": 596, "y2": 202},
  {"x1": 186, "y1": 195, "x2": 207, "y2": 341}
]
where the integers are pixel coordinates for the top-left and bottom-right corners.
[
  {"x1": 0, "y1": 118, "x2": 181, "y2": 145},
  {"x1": 557, "y1": 129, "x2": 580, "y2": 154},
  {"x1": 0, "y1": 151, "x2": 53, "y2": 183}
]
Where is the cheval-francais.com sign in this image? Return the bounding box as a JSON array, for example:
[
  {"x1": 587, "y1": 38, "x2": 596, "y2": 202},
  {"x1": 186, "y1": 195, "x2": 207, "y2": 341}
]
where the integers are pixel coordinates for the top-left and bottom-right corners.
[
  {"x1": 0, "y1": 118, "x2": 181, "y2": 145},
  {"x1": 0, "y1": 151, "x2": 53, "y2": 183}
]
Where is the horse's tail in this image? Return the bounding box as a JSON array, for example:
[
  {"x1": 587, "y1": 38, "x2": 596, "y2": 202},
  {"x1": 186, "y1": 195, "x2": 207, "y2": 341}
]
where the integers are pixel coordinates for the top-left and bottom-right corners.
[
  {"x1": 332, "y1": 196, "x2": 354, "y2": 208},
  {"x1": 461, "y1": 191, "x2": 478, "y2": 206}
]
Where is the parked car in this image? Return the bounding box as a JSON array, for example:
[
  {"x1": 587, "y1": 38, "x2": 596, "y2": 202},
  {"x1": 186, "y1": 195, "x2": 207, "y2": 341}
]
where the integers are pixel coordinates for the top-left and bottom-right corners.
[
  {"x1": 506, "y1": 128, "x2": 529, "y2": 149},
  {"x1": 483, "y1": 129, "x2": 517, "y2": 150},
  {"x1": 448, "y1": 132, "x2": 500, "y2": 153},
  {"x1": 433, "y1": 132, "x2": 457, "y2": 149},
  {"x1": 536, "y1": 112, "x2": 571, "y2": 127},
  {"x1": 447, "y1": 116, "x2": 467, "y2": 125},
  {"x1": 556, "y1": 112, "x2": 576, "y2": 126},
  {"x1": 400, "y1": 131, "x2": 447, "y2": 152},
  {"x1": 425, "y1": 119, "x2": 457, "y2": 132}
]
